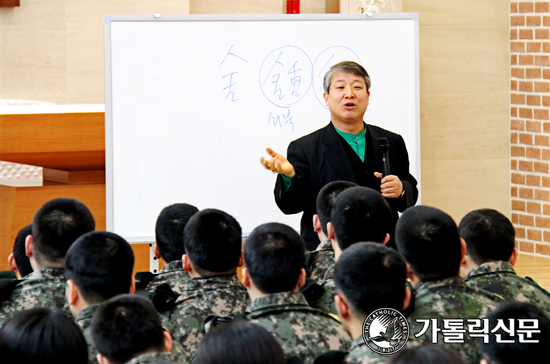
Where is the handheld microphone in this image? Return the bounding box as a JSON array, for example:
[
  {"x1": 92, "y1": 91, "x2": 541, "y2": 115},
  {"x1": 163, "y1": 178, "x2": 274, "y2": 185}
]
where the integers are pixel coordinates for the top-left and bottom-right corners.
[{"x1": 377, "y1": 137, "x2": 390, "y2": 177}]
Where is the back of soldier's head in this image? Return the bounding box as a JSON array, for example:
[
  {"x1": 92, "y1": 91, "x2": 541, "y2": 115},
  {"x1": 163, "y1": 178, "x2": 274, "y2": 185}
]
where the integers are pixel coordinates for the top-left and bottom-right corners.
[
  {"x1": 195, "y1": 320, "x2": 285, "y2": 364},
  {"x1": 395, "y1": 205, "x2": 461, "y2": 282},
  {"x1": 244, "y1": 222, "x2": 305, "y2": 294},
  {"x1": 334, "y1": 242, "x2": 407, "y2": 317},
  {"x1": 184, "y1": 208, "x2": 242, "y2": 275},
  {"x1": 479, "y1": 301, "x2": 550, "y2": 364},
  {"x1": 65, "y1": 231, "x2": 135, "y2": 304},
  {"x1": 155, "y1": 203, "x2": 199, "y2": 262},
  {"x1": 31, "y1": 197, "x2": 95, "y2": 265},
  {"x1": 0, "y1": 307, "x2": 88, "y2": 364},
  {"x1": 316, "y1": 181, "x2": 357, "y2": 235},
  {"x1": 330, "y1": 186, "x2": 392, "y2": 250},
  {"x1": 13, "y1": 224, "x2": 33, "y2": 277},
  {"x1": 91, "y1": 294, "x2": 165, "y2": 364},
  {"x1": 458, "y1": 208, "x2": 515, "y2": 265}
]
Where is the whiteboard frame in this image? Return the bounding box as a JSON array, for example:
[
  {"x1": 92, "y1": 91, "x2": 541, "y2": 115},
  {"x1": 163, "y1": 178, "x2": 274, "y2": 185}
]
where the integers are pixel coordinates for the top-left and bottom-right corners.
[{"x1": 104, "y1": 13, "x2": 421, "y2": 243}]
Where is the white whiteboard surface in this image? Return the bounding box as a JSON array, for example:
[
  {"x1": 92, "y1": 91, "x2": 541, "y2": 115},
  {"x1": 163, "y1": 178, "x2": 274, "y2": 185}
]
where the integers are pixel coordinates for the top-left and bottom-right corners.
[{"x1": 104, "y1": 14, "x2": 420, "y2": 244}]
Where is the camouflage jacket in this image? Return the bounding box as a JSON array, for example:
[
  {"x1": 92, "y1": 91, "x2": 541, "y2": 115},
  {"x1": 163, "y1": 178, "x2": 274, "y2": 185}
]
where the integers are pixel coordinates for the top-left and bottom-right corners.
[
  {"x1": 343, "y1": 336, "x2": 391, "y2": 364},
  {"x1": 308, "y1": 239, "x2": 336, "y2": 282},
  {"x1": 408, "y1": 276, "x2": 503, "y2": 364},
  {"x1": 146, "y1": 260, "x2": 191, "y2": 295},
  {"x1": 125, "y1": 351, "x2": 182, "y2": 364},
  {"x1": 464, "y1": 261, "x2": 550, "y2": 316},
  {"x1": 160, "y1": 274, "x2": 249, "y2": 363},
  {"x1": 318, "y1": 266, "x2": 335, "y2": 290},
  {"x1": 246, "y1": 291, "x2": 351, "y2": 364},
  {"x1": 75, "y1": 304, "x2": 100, "y2": 364},
  {"x1": 0, "y1": 269, "x2": 71, "y2": 326}
]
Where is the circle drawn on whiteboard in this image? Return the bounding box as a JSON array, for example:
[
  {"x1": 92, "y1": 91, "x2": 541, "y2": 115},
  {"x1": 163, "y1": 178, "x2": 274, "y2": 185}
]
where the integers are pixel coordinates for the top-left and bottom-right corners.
[
  {"x1": 312, "y1": 47, "x2": 362, "y2": 109},
  {"x1": 259, "y1": 46, "x2": 313, "y2": 108}
]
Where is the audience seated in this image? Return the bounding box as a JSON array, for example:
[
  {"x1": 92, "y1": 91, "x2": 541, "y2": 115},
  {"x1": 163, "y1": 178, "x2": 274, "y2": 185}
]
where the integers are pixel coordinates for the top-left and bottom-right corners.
[
  {"x1": 8, "y1": 224, "x2": 33, "y2": 279},
  {"x1": 308, "y1": 181, "x2": 356, "y2": 281},
  {"x1": 65, "y1": 231, "x2": 136, "y2": 364},
  {"x1": 159, "y1": 208, "x2": 249, "y2": 363},
  {"x1": 0, "y1": 197, "x2": 95, "y2": 325},
  {"x1": 478, "y1": 301, "x2": 550, "y2": 364},
  {"x1": 395, "y1": 205, "x2": 502, "y2": 364},
  {"x1": 320, "y1": 186, "x2": 392, "y2": 289},
  {"x1": 91, "y1": 294, "x2": 183, "y2": 364},
  {"x1": 0, "y1": 307, "x2": 88, "y2": 364},
  {"x1": 141, "y1": 203, "x2": 199, "y2": 294},
  {"x1": 196, "y1": 320, "x2": 286, "y2": 364},
  {"x1": 328, "y1": 242, "x2": 415, "y2": 364},
  {"x1": 241, "y1": 222, "x2": 351, "y2": 364},
  {"x1": 459, "y1": 208, "x2": 550, "y2": 315}
]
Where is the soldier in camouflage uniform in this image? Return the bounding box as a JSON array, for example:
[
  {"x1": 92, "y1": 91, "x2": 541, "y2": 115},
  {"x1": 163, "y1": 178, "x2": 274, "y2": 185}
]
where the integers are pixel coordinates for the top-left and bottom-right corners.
[
  {"x1": 318, "y1": 187, "x2": 393, "y2": 291},
  {"x1": 459, "y1": 208, "x2": 550, "y2": 316},
  {"x1": 159, "y1": 209, "x2": 249, "y2": 363},
  {"x1": 396, "y1": 206, "x2": 503, "y2": 364},
  {"x1": 92, "y1": 294, "x2": 189, "y2": 364},
  {"x1": 65, "y1": 231, "x2": 136, "y2": 364},
  {"x1": 141, "y1": 203, "x2": 198, "y2": 294},
  {"x1": 307, "y1": 181, "x2": 356, "y2": 281},
  {"x1": 241, "y1": 222, "x2": 351, "y2": 364},
  {"x1": 0, "y1": 197, "x2": 95, "y2": 326}
]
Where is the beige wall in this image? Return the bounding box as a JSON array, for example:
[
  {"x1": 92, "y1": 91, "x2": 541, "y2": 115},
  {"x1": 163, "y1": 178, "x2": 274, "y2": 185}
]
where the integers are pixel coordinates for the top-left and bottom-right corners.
[
  {"x1": 0, "y1": 0, "x2": 191, "y2": 104},
  {"x1": 403, "y1": 0, "x2": 511, "y2": 222},
  {"x1": 0, "y1": 0, "x2": 511, "y2": 226}
]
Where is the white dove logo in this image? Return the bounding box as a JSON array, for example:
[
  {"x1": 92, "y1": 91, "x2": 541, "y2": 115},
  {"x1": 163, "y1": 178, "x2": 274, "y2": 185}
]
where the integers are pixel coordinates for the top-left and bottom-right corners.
[{"x1": 362, "y1": 308, "x2": 409, "y2": 355}]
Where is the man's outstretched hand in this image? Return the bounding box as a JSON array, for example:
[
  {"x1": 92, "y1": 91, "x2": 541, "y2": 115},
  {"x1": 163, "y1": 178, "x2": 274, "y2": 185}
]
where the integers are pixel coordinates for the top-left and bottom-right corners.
[{"x1": 260, "y1": 148, "x2": 295, "y2": 178}]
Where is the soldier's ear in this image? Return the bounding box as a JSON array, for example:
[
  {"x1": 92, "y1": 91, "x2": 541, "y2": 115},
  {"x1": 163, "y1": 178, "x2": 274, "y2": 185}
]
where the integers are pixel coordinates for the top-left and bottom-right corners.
[
  {"x1": 182, "y1": 254, "x2": 192, "y2": 273},
  {"x1": 382, "y1": 233, "x2": 390, "y2": 245},
  {"x1": 296, "y1": 268, "x2": 306, "y2": 290},
  {"x1": 402, "y1": 286, "x2": 412, "y2": 312},
  {"x1": 327, "y1": 222, "x2": 336, "y2": 241},
  {"x1": 313, "y1": 214, "x2": 321, "y2": 233},
  {"x1": 238, "y1": 251, "x2": 244, "y2": 267},
  {"x1": 153, "y1": 244, "x2": 161, "y2": 260},
  {"x1": 460, "y1": 238, "x2": 467, "y2": 263},
  {"x1": 8, "y1": 253, "x2": 17, "y2": 274},
  {"x1": 334, "y1": 293, "x2": 349, "y2": 321},
  {"x1": 163, "y1": 330, "x2": 173, "y2": 353},
  {"x1": 25, "y1": 234, "x2": 34, "y2": 258},
  {"x1": 241, "y1": 267, "x2": 251, "y2": 288},
  {"x1": 97, "y1": 353, "x2": 112, "y2": 364},
  {"x1": 66, "y1": 279, "x2": 79, "y2": 306}
]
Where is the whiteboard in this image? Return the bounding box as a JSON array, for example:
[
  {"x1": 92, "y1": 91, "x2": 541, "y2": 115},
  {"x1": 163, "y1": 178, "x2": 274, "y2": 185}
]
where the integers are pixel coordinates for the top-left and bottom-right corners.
[{"x1": 104, "y1": 14, "x2": 420, "y2": 243}]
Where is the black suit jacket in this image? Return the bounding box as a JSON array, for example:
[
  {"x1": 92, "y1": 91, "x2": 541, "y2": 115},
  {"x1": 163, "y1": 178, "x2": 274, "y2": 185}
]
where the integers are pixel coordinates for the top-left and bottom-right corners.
[{"x1": 274, "y1": 122, "x2": 418, "y2": 250}]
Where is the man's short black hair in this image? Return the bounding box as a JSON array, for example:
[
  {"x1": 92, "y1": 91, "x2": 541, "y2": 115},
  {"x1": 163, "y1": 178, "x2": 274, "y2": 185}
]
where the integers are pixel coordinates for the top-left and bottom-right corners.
[
  {"x1": 316, "y1": 181, "x2": 357, "y2": 236},
  {"x1": 65, "y1": 231, "x2": 135, "y2": 304},
  {"x1": 13, "y1": 224, "x2": 33, "y2": 277},
  {"x1": 91, "y1": 294, "x2": 166, "y2": 364},
  {"x1": 31, "y1": 197, "x2": 95, "y2": 265},
  {"x1": 330, "y1": 186, "x2": 393, "y2": 250},
  {"x1": 334, "y1": 242, "x2": 407, "y2": 317},
  {"x1": 0, "y1": 307, "x2": 88, "y2": 364},
  {"x1": 395, "y1": 205, "x2": 462, "y2": 282},
  {"x1": 458, "y1": 208, "x2": 516, "y2": 265},
  {"x1": 184, "y1": 208, "x2": 242, "y2": 276},
  {"x1": 479, "y1": 301, "x2": 550, "y2": 364},
  {"x1": 244, "y1": 222, "x2": 305, "y2": 294},
  {"x1": 155, "y1": 203, "x2": 199, "y2": 262}
]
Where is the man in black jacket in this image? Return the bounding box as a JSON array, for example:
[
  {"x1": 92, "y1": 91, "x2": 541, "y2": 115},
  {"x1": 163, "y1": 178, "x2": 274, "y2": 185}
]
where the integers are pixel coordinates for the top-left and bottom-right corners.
[{"x1": 261, "y1": 61, "x2": 418, "y2": 250}]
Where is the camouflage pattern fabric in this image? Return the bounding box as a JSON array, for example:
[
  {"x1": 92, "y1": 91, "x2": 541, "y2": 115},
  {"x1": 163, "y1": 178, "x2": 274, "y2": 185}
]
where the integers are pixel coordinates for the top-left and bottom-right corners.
[
  {"x1": 246, "y1": 291, "x2": 351, "y2": 364},
  {"x1": 124, "y1": 350, "x2": 184, "y2": 364},
  {"x1": 342, "y1": 333, "x2": 422, "y2": 364},
  {"x1": 0, "y1": 269, "x2": 71, "y2": 326},
  {"x1": 75, "y1": 303, "x2": 100, "y2": 364},
  {"x1": 408, "y1": 276, "x2": 502, "y2": 364},
  {"x1": 160, "y1": 274, "x2": 249, "y2": 363},
  {"x1": 308, "y1": 239, "x2": 336, "y2": 282},
  {"x1": 318, "y1": 267, "x2": 335, "y2": 290},
  {"x1": 464, "y1": 261, "x2": 550, "y2": 316},
  {"x1": 146, "y1": 260, "x2": 191, "y2": 295}
]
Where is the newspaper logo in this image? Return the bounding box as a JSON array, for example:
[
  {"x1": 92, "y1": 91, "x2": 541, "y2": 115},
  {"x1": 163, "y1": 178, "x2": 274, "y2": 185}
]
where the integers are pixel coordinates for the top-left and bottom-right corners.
[{"x1": 363, "y1": 308, "x2": 409, "y2": 355}]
